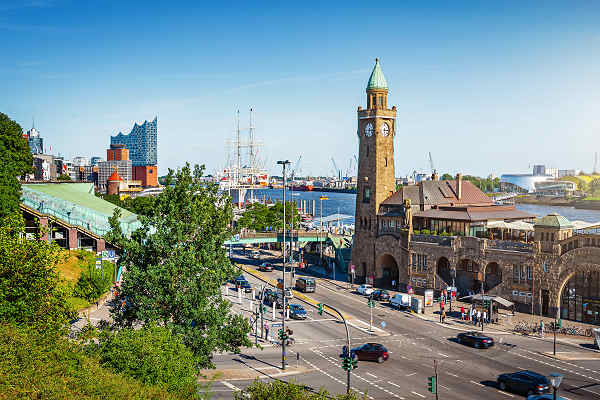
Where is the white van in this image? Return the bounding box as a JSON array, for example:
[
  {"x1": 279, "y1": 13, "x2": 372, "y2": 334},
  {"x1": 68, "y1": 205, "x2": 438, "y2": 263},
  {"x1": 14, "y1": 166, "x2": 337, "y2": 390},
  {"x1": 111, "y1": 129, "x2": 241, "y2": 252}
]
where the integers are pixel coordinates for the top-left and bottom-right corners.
[{"x1": 390, "y1": 293, "x2": 411, "y2": 309}]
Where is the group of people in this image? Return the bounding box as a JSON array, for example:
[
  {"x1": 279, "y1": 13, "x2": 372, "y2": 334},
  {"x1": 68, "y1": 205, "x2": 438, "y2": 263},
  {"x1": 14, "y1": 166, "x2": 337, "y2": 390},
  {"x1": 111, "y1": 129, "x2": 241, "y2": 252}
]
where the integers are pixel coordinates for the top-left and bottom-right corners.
[{"x1": 459, "y1": 305, "x2": 489, "y2": 325}]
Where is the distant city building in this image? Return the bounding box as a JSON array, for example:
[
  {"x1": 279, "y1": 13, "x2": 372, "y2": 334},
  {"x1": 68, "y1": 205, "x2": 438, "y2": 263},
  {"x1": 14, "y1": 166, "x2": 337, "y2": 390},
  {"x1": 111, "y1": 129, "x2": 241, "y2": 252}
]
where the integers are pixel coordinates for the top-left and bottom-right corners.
[
  {"x1": 110, "y1": 117, "x2": 158, "y2": 187},
  {"x1": 90, "y1": 156, "x2": 103, "y2": 166},
  {"x1": 558, "y1": 169, "x2": 581, "y2": 178},
  {"x1": 24, "y1": 125, "x2": 44, "y2": 154},
  {"x1": 32, "y1": 154, "x2": 56, "y2": 180},
  {"x1": 72, "y1": 156, "x2": 90, "y2": 166},
  {"x1": 97, "y1": 160, "x2": 132, "y2": 193},
  {"x1": 533, "y1": 165, "x2": 559, "y2": 179},
  {"x1": 534, "y1": 180, "x2": 576, "y2": 197},
  {"x1": 500, "y1": 174, "x2": 553, "y2": 193}
]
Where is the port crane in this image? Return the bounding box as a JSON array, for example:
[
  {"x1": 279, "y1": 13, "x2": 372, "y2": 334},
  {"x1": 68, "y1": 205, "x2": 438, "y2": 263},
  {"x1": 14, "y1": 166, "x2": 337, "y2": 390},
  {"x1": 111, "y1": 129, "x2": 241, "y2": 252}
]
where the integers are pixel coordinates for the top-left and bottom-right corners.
[
  {"x1": 291, "y1": 155, "x2": 302, "y2": 180},
  {"x1": 428, "y1": 152, "x2": 436, "y2": 175},
  {"x1": 331, "y1": 157, "x2": 342, "y2": 180}
]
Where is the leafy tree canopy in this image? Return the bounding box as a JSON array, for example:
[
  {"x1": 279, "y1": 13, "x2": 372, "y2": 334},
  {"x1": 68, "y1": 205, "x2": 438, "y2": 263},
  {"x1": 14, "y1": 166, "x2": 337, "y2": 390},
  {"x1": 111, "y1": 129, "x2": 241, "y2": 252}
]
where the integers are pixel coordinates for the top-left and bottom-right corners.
[
  {"x1": 235, "y1": 379, "x2": 364, "y2": 400},
  {"x1": 107, "y1": 163, "x2": 251, "y2": 368},
  {"x1": 237, "y1": 201, "x2": 300, "y2": 232},
  {"x1": 99, "y1": 193, "x2": 156, "y2": 217},
  {"x1": 57, "y1": 173, "x2": 72, "y2": 181},
  {"x1": 0, "y1": 213, "x2": 75, "y2": 334},
  {"x1": 0, "y1": 113, "x2": 33, "y2": 217}
]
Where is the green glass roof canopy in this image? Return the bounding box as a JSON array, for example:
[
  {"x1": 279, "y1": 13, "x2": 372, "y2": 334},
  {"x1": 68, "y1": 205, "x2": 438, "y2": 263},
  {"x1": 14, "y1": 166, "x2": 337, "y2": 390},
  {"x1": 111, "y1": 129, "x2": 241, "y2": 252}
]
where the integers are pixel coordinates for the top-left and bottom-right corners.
[
  {"x1": 21, "y1": 183, "x2": 141, "y2": 238},
  {"x1": 366, "y1": 58, "x2": 388, "y2": 90}
]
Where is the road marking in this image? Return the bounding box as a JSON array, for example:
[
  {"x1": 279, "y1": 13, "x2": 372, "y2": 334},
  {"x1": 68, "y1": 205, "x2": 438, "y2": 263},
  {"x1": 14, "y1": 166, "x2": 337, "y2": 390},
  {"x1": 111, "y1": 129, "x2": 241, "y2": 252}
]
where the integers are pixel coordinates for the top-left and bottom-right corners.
[
  {"x1": 446, "y1": 372, "x2": 459, "y2": 378},
  {"x1": 497, "y1": 390, "x2": 514, "y2": 397},
  {"x1": 406, "y1": 372, "x2": 417, "y2": 377},
  {"x1": 470, "y1": 380, "x2": 484, "y2": 387},
  {"x1": 411, "y1": 391, "x2": 426, "y2": 398},
  {"x1": 387, "y1": 381, "x2": 402, "y2": 389},
  {"x1": 366, "y1": 372, "x2": 378, "y2": 379},
  {"x1": 440, "y1": 385, "x2": 449, "y2": 390},
  {"x1": 437, "y1": 352, "x2": 449, "y2": 358},
  {"x1": 221, "y1": 381, "x2": 240, "y2": 391}
]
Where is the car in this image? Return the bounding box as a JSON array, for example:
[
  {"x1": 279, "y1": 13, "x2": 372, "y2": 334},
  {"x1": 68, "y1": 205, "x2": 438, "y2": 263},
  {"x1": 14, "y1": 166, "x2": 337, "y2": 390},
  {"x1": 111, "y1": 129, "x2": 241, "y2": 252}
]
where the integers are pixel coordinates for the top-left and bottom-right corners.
[
  {"x1": 497, "y1": 371, "x2": 550, "y2": 396},
  {"x1": 350, "y1": 343, "x2": 389, "y2": 363},
  {"x1": 371, "y1": 289, "x2": 390, "y2": 301},
  {"x1": 237, "y1": 280, "x2": 252, "y2": 293},
  {"x1": 526, "y1": 395, "x2": 568, "y2": 400},
  {"x1": 262, "y1": 288, "x2": 276, "y2": 302},
  {"x1": 457, "y1": 331, "x2": 495, "y2": 348},
  {"x1": 389, "y1": 293, "x2": 411, "y2": 309},
  {"x1": 357, "y1": 284, "x2": 374, "y2": 296},
  {"x1": 259, "y1": 262, "x2": 273, "y2": 272},
  {"x1": 289, "y1": 304, "x2": 307, "y2": 320}
]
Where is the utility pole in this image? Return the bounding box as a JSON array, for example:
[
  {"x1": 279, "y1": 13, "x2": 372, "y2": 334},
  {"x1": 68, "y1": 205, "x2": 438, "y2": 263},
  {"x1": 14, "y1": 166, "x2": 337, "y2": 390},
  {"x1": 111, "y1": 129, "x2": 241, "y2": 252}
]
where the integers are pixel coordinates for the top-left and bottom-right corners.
[
  {"x1": 277, "y1": 160, "x2": 290, "y2": 370},
  {"x1": 319, "y1": 196, "x2": 328, "y2": 265},
  {"x1": 319, "y1": 303, "x2": 352, "y2": 394}
]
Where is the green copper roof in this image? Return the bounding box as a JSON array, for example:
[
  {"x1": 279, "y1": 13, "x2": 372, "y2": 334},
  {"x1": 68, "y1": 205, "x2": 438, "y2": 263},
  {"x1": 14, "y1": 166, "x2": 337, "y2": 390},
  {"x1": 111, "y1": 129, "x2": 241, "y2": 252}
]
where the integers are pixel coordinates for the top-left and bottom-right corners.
[
  {"x1": 366, "y1": 58, "x2": 388, "y2": 90},
  {"x1": 534, "y1": 213, "x2": 573, "y2": 229}
]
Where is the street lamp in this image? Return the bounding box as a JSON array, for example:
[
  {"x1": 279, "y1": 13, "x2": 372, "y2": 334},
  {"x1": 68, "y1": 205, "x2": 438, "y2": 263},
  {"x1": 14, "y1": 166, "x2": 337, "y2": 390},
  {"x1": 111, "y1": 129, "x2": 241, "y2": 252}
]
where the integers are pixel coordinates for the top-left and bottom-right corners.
[
  {"x1": 549, "y1": 372, "x2": 563, "y2": 400},
  {"x1": 319, "y1": 195, "x2": 328, "y2": 266},
  {"x1": 277, "y1": 160, "x2": 290, "y2": 371}
]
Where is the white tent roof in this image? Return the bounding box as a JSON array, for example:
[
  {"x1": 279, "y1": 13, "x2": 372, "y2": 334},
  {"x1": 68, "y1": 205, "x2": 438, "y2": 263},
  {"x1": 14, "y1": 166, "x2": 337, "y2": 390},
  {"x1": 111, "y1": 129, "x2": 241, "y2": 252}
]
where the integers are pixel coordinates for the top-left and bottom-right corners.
[
  {"x1": 312, "y1": 214, "x2": 354, "y2": 224},
  {"x1": 487, "y1": 220, "x2": 534, "y2": 231},
  {"x1": 571, "y1": 220, "x2": 600, "y2": 230}
]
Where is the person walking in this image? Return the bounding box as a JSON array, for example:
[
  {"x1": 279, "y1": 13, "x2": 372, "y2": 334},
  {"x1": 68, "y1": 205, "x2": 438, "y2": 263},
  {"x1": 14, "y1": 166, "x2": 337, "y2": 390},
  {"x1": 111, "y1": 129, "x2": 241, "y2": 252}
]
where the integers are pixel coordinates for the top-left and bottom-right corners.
[
  {"x1": 477, "y1": 309, "x2": 481, "y2": 326},
  {"x1": 540, "y1": 320, "x2": 545, "y2": 338},
  {"x1": 264, "y1": 321, "x2": 269, "y2": 340},
  {"x1": 392, "y1": 280, "x2": 396, "y2": 291},
  {"x1": 482, "y1": 310, "x2": 487, "y2": 325},
  {"x1": 441, "y1": 309, "x2": 446, "y2": 324},
  {"x1": 460, "y1": 305, "x2": 465, "y2": 320}
]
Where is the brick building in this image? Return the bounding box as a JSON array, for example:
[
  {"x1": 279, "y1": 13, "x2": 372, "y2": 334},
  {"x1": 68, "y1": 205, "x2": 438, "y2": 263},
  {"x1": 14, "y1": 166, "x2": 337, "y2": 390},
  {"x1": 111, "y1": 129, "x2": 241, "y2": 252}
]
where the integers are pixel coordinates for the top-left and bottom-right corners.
[{"x1": 351, "y1": 59, "x2": 600, "y2": 324}]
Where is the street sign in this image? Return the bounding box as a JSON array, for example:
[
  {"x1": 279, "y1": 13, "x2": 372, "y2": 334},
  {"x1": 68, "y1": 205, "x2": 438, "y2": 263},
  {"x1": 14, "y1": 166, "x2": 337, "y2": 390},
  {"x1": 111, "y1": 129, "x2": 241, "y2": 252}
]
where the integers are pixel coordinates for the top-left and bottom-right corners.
[
  {"x1": 101, "y1": 250, "x2": 109, "y2": 258},
  {"x1": 95, "y1": 257, "x2": 102, "y2": 270},
  {"x1": 235, "y1": 234, "x2": 241, "y2": 241},
  {"x1": 380, "y1": 321, "x2": 386, "y2": 329},
  {"x1": 272, "y1": 323, "x2": 283, "y2": 328},
  {"x1": 367, "y1": 300, "x2": 376, "y2": 308},
  {"x1": 108, "y1": 250, "x2": 115, "y2": 258}
]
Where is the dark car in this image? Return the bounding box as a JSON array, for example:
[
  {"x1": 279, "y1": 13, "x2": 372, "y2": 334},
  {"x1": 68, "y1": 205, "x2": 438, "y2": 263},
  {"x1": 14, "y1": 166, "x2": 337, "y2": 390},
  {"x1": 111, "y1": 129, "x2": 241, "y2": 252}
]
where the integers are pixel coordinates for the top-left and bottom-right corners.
[
  {"x1": 237, "y1": 280, "x2": 252, "y2": 293},
  {"x1": 289, "y1": 304, "x2": 307, "y2": 320},
  {"x1": 457, "y1": 331, "x2": 495, "y2": 348},
  {"x1": 371, "y1": 290, "x2": 390, "y2": 301},
  {"x1": 497, "y1": 371, "x2": 550, "y2": 396},
  {"x1": 259, "y1": 262, "x2": 273, "y2": 272},
  {"x1": 350, "y1": 343, "x2": 389, "y2": 363},
  {"x1": 263, "y1": 288, "x2": 276, "y2": 303}
]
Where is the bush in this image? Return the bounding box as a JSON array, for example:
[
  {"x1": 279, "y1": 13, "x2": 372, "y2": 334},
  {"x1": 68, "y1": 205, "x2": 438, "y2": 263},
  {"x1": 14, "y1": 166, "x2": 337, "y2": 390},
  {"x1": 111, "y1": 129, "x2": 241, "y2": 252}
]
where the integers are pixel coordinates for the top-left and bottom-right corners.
[
  {"x1": 413, "y1": 230, "x2": 420, "y2": 235},
  {"x1": 74, "y1": 259, "x2": 114, "y2": 302},
  {"x1": 0, "y1": 323, "x2": 196, "y2": 399},
  {"x1": 235, "y1": 379, "x2": 364, "y2": 400},
  {"x1": 88, "y1": 323, "x2": 200, "y2": 395},
  {"x1": 421, "y1": 229, "x2": 430, "y2": 235}
]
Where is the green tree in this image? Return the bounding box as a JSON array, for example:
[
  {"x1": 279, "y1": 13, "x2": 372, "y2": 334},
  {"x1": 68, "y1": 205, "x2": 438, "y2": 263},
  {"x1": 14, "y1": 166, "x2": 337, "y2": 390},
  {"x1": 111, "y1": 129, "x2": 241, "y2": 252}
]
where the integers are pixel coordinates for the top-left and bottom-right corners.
[
  {"x1": 237, "y1": 201, "x2": 300, "y2": 232},
  {"x1": 57, "y1": 173, "x2": 72, "y2": 181},
  {"x1": 0, "y1": 213, "x2": 74, "y2": 334},
  {"x1": 440, "y1": 173, "x2": 453, "y2": 180},
  {"x1": 87, "y1": 323, "x2": 200, "y2": 395},
  {"x1": 108, "y1": 163, "x2": 251, "y2": 367},
  {"x1": 0, "y1": 113, "x2": 33, "y2": 217},
  {"x1": 235, "y1": 379, "x2": 364, "y2": 400}
]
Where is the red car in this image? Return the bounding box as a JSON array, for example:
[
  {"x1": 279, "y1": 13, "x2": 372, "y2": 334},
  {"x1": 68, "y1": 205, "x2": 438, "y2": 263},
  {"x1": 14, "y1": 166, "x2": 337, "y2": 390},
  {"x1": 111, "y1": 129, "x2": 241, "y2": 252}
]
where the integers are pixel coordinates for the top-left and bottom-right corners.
[{"x1": 350, "y1": 343, "x2": 389, "y2": 363}]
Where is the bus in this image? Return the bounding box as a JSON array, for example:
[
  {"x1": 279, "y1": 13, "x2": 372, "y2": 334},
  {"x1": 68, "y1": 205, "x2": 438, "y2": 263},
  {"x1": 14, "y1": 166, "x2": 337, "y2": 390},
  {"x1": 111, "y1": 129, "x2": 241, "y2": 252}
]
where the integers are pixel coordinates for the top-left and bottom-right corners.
[{"x1": 295, "y1": 277, "x2": 316, "y2": 293}]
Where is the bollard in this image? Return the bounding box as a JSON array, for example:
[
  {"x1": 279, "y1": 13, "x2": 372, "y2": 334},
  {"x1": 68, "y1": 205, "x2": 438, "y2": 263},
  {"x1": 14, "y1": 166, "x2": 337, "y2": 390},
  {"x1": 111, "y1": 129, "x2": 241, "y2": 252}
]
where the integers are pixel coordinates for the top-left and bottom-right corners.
[
  {"x1": 286, "y1": 307, "x2": 290, "y2": 320},
  {"x1": 252, "y1": 288, "x2": 255, "y2": 300},
  {"x1": 238, "y1": 287, "x2": 242, "y2": 303},
  {"x1": 272, "y1": 303, "x2": 276, "y2": 319},
  {"x1": 296, "y1": 352, "x2": 300, "y2": 368}
]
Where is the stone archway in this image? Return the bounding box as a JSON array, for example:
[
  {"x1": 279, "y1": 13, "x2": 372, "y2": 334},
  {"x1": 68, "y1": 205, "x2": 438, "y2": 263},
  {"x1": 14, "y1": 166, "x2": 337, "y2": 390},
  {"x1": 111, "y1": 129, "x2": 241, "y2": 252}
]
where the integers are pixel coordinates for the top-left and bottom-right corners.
[
  {"x1": 456, "y1": 259, "x2": 481, "y2": 295},
  {"x1": 436, "y1": 257, "x2": 452, "y2": 286},
  {"x1": 377, "y1": 253, "x2": 399, "y2": 289},
  {"x1": 553, "y1": 247, "x2": 600, "y2": 322},
  {"x1": 484, "y1": 262, "x2": 502, "y2": 292}
]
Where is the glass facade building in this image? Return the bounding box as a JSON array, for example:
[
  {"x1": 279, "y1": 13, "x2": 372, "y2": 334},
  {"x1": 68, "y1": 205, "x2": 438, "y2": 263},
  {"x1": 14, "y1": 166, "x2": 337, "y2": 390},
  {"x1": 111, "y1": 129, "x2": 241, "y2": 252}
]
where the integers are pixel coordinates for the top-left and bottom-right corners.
[{"x1": 110, "y1": 117, "x2": 157, "y2": 167}]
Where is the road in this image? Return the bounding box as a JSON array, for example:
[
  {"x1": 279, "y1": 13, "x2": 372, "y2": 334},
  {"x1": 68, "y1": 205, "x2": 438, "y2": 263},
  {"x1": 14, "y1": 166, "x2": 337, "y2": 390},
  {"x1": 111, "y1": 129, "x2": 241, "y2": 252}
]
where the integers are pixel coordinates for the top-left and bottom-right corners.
[{"x1": 212, "y1": 249, "x2": 600, "y2": 400}]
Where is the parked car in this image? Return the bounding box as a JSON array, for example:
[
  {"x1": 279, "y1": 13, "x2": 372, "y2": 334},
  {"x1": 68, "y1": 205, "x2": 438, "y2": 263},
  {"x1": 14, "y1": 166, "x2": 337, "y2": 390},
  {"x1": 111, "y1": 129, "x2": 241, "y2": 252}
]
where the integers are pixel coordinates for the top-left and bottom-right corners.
[
  {"x1": 371, "y1": 289, "x2": 390, "y2": 301},
  {"x1": 456, "y1": 331, "x2": 495, "y2": 348},
  {"x1": 357, "y1": 284, "x2": 374, "y2": 296},
  {"x1": 526, "y1": 395, "x2": 568, "y2": 400},
  {"x1": 350, "y1": 343, "x2": 389, "y2": 363},
  {"x1": 238, "y1": 280, "x2": 252, "y2": 293},
  {"x1": 389, "y1": 293, "x2": 411, "y2": 309},
  {"x1": 497, "y1": 371, "x2": 550, "y2": 396},
  {"x1": 250, "y1": 250, "x2": 260, "y2": 259},
  {"x1": 295, "y1": 277, "x2": 316, "y2": 293},
  {"x1": 289, "y1": 304, "x2": 307, "y2": 320},
  {"x1": 259, "y1": 262, "x2": 273, "y2": 272}
]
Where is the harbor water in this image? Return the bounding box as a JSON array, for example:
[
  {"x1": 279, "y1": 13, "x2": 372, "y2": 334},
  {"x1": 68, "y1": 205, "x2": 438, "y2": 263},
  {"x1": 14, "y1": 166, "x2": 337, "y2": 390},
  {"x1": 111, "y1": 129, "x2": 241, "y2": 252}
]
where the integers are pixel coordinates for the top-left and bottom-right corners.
[{"x1": 248, "y1": 188, "x2": 600, "y2": 224}]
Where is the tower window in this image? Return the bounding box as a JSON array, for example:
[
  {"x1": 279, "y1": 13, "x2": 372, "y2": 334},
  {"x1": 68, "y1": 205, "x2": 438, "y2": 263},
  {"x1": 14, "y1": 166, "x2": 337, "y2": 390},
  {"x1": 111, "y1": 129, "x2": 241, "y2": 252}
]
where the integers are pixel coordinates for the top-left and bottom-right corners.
[
  {"x1": 378, "y1": 96, "x2": 383, "y2": 106},
  {"x1": 363, "y1": 187, "x2": 371, "y2": 203},
  {"x1": 384, "y1": 157, "x2": 388, "y2": 167},
  {"x1": 366, "y1": 145, "x2": 369, "y2": 157}
]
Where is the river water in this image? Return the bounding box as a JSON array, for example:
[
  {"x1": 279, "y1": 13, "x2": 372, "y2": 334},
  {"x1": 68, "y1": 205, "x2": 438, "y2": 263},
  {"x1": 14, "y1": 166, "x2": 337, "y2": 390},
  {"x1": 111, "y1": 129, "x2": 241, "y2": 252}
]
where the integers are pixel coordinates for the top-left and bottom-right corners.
[{"x1": 249, "y1": 188, "x2": 600, "y2": 225}]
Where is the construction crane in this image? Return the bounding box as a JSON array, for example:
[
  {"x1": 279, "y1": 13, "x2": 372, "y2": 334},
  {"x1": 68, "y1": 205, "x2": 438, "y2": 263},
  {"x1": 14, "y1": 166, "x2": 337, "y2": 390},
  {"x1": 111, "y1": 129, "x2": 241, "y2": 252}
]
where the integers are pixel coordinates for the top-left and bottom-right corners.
[
  {"x1": 428, "y1": 152, "x2": 436, "y2": 175},
  {"x1": 331, "y1": 157, "x2": 341, "y2": 180},
  {"x1": 291, "y1": 155, "x2": 302, "y2": 180},
  {"x1": 346, "y1": 158, "x2": 353, "y2": 180}
]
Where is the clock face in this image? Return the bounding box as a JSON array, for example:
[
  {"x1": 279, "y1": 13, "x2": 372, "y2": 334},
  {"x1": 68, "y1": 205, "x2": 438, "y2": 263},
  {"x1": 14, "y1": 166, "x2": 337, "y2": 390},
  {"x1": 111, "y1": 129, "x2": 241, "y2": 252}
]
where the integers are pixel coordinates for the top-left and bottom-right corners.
[
  {"x1": 381, "y1": 123, "x2": 389, "y2": 137},
  {"x1": 365, "y1": 123, "x2": 374, "y2": 137}
]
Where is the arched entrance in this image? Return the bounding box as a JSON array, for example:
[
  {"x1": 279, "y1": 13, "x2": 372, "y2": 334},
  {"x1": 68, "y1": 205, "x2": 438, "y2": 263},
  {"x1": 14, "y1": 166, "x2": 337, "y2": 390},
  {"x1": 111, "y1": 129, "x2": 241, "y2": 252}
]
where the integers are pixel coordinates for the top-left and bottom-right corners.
[
  {"x1": 484, "y1": 262, "x2": 502, "y2": 292},
  {"x1": 377, "y1": 254, "x2": 399, "y2": 289},
  {"x1": 436, "y1": 257, "x2": 452, "y2": 286},
  {"x1": 559, "y1": 271, "x2": 600, "y2": 325},
  {"x1": 456, "y1": 259, "x2": 481, "y2": 295}
]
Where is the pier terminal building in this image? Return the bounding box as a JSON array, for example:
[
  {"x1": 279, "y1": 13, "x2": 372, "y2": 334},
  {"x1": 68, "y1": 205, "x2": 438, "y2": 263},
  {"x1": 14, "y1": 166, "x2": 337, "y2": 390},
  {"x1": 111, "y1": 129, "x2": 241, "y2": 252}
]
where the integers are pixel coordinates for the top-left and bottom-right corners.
[{"x1": 351, "y1": 60, "x2": 600, "y2": 324}]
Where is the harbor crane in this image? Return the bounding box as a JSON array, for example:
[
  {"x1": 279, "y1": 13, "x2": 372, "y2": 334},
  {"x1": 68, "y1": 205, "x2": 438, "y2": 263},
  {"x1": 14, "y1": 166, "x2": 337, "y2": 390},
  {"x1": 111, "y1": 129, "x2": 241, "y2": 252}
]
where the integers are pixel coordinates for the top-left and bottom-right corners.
[
  {"x1": 331, "y1": 157, "x2": 341, "y2": 180},
  {"x1": 291, "y1": 155, "x2": 302, "y2": 180},
  {"x1": 428, "y1": 152, "x2": 436, "y2": 175}
]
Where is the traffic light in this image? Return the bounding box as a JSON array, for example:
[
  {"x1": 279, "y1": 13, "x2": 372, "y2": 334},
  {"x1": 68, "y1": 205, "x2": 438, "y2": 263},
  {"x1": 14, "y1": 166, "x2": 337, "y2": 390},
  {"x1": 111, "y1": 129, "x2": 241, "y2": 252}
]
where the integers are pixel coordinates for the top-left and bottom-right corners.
[
  {"x1": 427, "y1": 376, "x2": 436, "y2": 393},
  {"x1": 278, "y1": 329, "x2": 288, "y2": 341},
  {"x1": 341, "y1": 356, "x2": 358, "y2": 371},
  {"x1": 350, "y1": 357, "x2": 358, "y2": 370},
  {"x1": 318, "y1": 303, "x2": 324, "y2": 315}
]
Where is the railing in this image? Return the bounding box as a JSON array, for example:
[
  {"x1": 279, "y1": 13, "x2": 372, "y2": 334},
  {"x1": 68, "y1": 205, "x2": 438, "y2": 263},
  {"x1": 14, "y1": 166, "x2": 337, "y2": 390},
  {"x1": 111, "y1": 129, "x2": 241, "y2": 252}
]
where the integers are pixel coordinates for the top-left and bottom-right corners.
[
  {"x1": 411, "y1": 234, "x2": 453, "y2": 246},
  {"x1": 560, "y1": 233, "x2": 600, "y2": 255},
  {"x1": 487, "y1": 240, "x2": 533, "y2": 253}
]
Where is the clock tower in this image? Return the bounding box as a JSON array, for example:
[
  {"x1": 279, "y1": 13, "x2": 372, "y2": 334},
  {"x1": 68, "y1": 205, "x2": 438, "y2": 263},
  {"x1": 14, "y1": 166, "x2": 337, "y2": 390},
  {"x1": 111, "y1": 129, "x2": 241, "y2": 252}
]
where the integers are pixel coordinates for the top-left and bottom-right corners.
[{"x1": 351, "y1": 58, "x2": 397, "y2": 284}]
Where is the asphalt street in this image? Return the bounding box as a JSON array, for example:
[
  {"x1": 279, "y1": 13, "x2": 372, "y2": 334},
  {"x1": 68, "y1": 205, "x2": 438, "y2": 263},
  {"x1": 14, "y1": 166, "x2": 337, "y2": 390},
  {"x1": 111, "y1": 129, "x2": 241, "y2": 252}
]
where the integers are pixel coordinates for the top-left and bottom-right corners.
[{"x1": 213, "y1": 249, "x2": 600, "y2": 400}]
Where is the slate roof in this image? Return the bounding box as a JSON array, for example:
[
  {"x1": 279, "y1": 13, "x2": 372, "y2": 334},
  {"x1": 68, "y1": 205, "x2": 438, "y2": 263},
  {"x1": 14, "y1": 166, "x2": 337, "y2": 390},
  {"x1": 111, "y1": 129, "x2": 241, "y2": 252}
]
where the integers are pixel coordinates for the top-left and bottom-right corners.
[{"x1": 382, "y1": 180, "x2": 493, "y2": 207}]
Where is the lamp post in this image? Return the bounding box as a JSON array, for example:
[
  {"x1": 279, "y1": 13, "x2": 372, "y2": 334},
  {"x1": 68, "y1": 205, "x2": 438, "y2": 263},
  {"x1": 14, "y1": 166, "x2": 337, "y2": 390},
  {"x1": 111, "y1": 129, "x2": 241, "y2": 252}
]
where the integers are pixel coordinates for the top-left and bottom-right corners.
[
  {"x1": 319, "y1": 196, "x2": 328, "y2": 266},
  {"x1": 277, "y1": 160, "x2": 290, "y2": 370},
  {"x1": 549, "y1": 372, "x2": 563, "y2": 400}
]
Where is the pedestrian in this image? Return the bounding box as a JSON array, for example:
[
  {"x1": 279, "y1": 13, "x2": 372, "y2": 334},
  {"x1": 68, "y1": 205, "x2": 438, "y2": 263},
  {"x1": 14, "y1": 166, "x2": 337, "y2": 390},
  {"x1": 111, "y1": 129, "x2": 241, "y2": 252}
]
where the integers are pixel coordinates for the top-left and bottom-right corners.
[
  {"x1": 441, "y1": 310, "x2": 446, "y2": 324},
  {"x1": 264, "y1": 322, "x2": 269, "y2": 340},
  {"x1": 477, "y1": 310, "x2": 481, "y2": 325},
  {"x1": 392, "y1": 280, "x2": 396, "y2": 290},
  {"x1": 472, "y1": 308, "x2": 477, "y2": 325},
  {"x1": 482, "y1": 310, "x2": 487, "y2": 325},
  {"x1": 540, "y1": 320, "x2": 545, "y2": 338},
  {"x1": 460, "y1": 305, "x2": 465, "y2": 320}
]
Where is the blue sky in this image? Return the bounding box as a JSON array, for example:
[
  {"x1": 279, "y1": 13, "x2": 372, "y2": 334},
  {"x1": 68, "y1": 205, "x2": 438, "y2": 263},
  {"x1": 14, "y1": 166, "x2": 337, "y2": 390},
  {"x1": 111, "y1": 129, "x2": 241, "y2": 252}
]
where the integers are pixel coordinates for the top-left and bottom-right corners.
[{"x1": 1, "y1": 1, "x2": 599, "y2": 177}]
